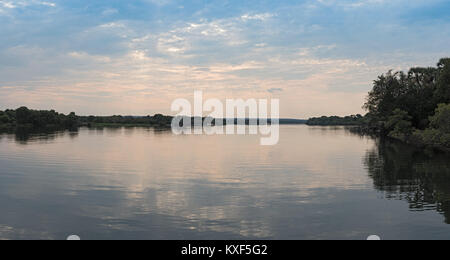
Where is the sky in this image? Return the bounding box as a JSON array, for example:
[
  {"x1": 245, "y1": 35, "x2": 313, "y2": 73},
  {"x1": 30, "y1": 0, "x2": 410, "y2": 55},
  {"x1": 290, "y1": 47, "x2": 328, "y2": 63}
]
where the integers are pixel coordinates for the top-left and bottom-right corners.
[{"x1": 0, "y1": 0, "x2": 449, "y2": 118}]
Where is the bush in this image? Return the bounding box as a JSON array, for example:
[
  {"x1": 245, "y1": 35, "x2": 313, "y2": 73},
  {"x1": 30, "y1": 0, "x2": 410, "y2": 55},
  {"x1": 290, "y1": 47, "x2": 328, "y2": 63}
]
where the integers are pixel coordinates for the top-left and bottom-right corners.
[
  {"x1": 412, "y1": 104, "x2": 450, "y2": 149},
  {"x1": 386, "y1": 109, "x2": 413, "y2": 139},
  {"x1": 429, "y1": 103, "x2": 450, "y2": 133},
  {"x1": 0, "y1": 112, "x2": 11, "y2": 124}
]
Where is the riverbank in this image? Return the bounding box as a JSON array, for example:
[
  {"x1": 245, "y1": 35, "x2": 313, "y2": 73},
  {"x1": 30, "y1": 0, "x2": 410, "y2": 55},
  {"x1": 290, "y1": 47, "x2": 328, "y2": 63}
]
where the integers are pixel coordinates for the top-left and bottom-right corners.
[
  {"x1": 308, "y1": 58, "x2": 450, "y2": 153},
  {"x1": 347, "y1": 124, "x2": 450, "y2": 153}
]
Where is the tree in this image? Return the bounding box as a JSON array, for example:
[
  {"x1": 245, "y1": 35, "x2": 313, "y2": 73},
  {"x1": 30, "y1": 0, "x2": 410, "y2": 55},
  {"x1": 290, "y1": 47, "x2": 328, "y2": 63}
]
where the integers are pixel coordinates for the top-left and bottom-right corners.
[
  {"x1": 413, "y1": 104, "x2": 450, "y2": 148},
  {"x1": 307, "y1": 115, "x2": 364, "y2": 126},
  {"x1": 406, "y1": 67, "x2": 439, "y2": 129},
  {"x1": 64, "y1": 112, "x2": 78, "y2": 128},
  {"x1": 15, "y1": 107, "x2": 31, "y2": 125},
  {"x1": 436, "y1": 58, "x2": 450, "y2": 104},
  {"x1": 364, "y1": 58, "x2": 450, "y2": 133},
  {"x1": 0, "y1": 111, "x2": 11, "y2": 124},
  {"x1": 363, "y1": 71, "x2": 408, "y2": 121},
  {"x1": 385, "y1": 109, "x2": 413, "y2": 139},
  {"x1": 429, "y1": 104, "x2": 450, "y2": 133}
]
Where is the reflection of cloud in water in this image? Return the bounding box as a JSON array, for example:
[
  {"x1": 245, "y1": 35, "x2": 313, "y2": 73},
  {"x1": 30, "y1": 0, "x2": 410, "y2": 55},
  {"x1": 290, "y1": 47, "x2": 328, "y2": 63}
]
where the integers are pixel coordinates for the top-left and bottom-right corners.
[
  {"x1": 0, "y1": 126, "x2": 378, "y2": 239},
  {"x1": 2, "y1": 125, "x2": 450, "y2": 239}
]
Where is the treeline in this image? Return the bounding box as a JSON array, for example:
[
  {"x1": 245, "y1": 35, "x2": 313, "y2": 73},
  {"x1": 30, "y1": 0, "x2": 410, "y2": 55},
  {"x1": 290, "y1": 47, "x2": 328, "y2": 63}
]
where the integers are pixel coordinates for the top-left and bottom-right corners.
[
  {"x1": 0, "y1": 107, "x2": 78, "y2": 131},
  {"x1": 78, "y1": 114, "x2": 173, "y2": 127},
  {"x1": 0, "y1": 107, "x2": 308, "y2": 133},
  {"x1": 363, "y1": 58, "x2": 450, "y2": 150},
  {"x1": 307, "y1": 115, "x2": 364, "y2": 126},
  {"x1": 0, "y1": 107, "x2": 174, "y2": 132}
]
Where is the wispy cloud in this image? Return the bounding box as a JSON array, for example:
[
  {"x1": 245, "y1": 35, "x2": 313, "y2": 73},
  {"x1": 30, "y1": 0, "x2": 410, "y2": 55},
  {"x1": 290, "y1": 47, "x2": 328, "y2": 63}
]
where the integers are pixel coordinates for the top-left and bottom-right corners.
[
  {"x1": 241, "y1": 13, "x2": 275, "y2": 22},
  {"x1": 0, "y1": 0, "x2": 56, "y2": 9}
]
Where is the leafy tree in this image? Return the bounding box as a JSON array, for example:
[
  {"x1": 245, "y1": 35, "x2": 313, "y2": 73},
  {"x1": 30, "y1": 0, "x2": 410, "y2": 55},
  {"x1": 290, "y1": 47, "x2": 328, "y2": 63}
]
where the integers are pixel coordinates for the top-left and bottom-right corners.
[
  {"x1": 363, "y1": 71, "x2": 408, "y2": 121},
  {"x1": 1, "y1": 107, "x2": 175, "y2": 133},
  {"x1": 307, "y1": 114, "x2": 364, "y2": 126},
  {"x1": 15, "y1": 107, "x2": 32, "y2": 125},
  {"x1": 436, "y1": 58, "x2": 450, "y2": 104},
  {"x1": 65, "y1": 112, "x2": 78, "y2": 128},
  {"x1": 385, "y1": 109, "x2": 413, "y2": 139},
  {"x1": 406, "y1": 67, "x2": 439, "y2": 128},
  {"x1": 362, "y1": 58, "x2": 450, "y2": 149},
  {"x1": 429, "y1": 103, "x2": 450, "y2": 133},
  {"x1": 0, "y1": 111, "x2": 10, "y2": 124},
  {"x1": 412, "y1": 104, "x2": 450, "y2": 148}
]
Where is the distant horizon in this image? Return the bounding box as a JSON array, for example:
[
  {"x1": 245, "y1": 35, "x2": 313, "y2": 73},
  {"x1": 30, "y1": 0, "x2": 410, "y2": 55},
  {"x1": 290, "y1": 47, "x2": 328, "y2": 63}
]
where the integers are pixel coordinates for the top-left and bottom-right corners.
[{"x1": 0, "y1": 105, "x2": 365, "y2": 120}]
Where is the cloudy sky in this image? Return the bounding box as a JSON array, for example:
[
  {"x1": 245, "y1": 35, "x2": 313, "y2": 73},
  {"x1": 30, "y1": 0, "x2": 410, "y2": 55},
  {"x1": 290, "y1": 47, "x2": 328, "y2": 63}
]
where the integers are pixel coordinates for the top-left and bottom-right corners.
[{"x1": 0, "y1": 0, "x2": 449, "y2": 118}]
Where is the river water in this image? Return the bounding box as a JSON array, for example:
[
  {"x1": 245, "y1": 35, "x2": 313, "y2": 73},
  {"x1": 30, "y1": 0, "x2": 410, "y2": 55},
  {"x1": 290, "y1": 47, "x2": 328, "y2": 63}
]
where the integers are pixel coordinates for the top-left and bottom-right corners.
[{"x1": 1, "y1": 125, "x2": 449, "y2": 240}]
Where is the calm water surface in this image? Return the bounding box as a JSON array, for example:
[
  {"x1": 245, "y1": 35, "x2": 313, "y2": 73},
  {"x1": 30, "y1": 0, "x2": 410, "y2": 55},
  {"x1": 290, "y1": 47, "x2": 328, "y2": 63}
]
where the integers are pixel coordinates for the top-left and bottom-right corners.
[{"x1": 1, "y1": 125, "x2": 450, "y2": 240}]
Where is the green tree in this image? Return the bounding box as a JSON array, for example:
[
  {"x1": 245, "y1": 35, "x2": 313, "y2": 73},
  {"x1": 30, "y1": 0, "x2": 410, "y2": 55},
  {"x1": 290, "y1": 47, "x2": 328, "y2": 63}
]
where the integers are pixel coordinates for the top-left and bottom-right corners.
[
  {"x1": 0, "y1": 111, "x2": 11, "y2": 124},
  {"x1": 15, "y1": 106, "x2": 31, "y2": 125},
  {"x1": 429, "y1": 103, "x2": 450, "y2": 133},
  {"x1": 363, "y1": 58, "x2": 449, "y2": 134},
  {"x1": 413, "y1": 104, "x2": 450, "y2": 148},
  {"x1": 406, "y1": 67, "x2": 439, "y2": 128},
  {"x1": 436, "y1": 58, "x2": 450, "y2": 104},
  {"x1": 363, "y1": 71, "x2": 409, "y2": 122},
  {"x1": 385, "y1": 109, "x2": 413, "y2": 139}
]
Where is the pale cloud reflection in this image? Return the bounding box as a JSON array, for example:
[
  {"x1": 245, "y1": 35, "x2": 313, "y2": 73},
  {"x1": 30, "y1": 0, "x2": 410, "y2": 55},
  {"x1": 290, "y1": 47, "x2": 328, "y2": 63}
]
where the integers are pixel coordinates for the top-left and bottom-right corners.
[{"x1": 0, "y1": 126, "x2": 374, "y2": 238}]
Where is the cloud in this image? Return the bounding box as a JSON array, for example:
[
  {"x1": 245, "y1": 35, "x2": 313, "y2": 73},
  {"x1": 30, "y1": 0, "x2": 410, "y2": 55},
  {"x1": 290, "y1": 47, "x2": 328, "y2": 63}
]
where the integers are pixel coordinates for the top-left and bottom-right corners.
[
  {"x1": 314, "y1": 0, "x2": 445, "y2": 10},
  {"x1": 241, "y1": 13, "x2": 275, "y2": 22},
  {"x1": 1, "y1": 0, "x2": 450, "y2": 117},
  {"x1": 146, "y1": 0, "x2": 172, "y2": 6},
  {"x1": 102, "y1": 8, "x2": 118, "y2": 16},
  {"x1": 0, "y1": 0, "x2": 55, "y2": 17},
  {"x1": 0, "y1": 0, "x2": 56, "y2": 9},
  {"x1": 148, "y1": 12, "x2": 279, "y2": 59}
]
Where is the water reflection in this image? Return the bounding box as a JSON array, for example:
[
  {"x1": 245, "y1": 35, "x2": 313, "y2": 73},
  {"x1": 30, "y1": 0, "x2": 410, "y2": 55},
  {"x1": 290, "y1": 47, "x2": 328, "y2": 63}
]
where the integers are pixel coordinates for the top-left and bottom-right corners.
[
  {"x1": 3, "y1": 129, "x2": 80, "y2": 145},
  {"x1": 364, "y1": 139, "x2": 450, "y2": 223},
  {"x1": 1, "y1": 125, "x2": 450, "y2": 240}
]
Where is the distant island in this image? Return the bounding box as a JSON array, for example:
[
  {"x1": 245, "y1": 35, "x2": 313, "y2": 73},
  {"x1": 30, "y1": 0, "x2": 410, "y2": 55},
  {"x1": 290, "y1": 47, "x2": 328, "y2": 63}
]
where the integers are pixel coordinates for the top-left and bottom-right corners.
[
  {"x1": 306, "y1": 115, "x2": 364, "y2": 126},
  {"x1": 0, "y1": 108, "x2": 174, "y2": 132}
]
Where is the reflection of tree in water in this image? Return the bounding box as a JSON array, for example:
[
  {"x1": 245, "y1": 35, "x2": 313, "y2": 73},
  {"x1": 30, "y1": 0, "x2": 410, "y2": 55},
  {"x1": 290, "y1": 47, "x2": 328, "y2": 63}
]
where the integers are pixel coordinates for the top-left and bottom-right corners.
[
  {"x1": 8, "y1": 126, "x2": 171, "y2": 144},
  {"x1": 364, "y1": 139, "x2": 450, "y2": 223},
  {"x1": 13, "y1": 129, "x2": 79, "y2": 145}
]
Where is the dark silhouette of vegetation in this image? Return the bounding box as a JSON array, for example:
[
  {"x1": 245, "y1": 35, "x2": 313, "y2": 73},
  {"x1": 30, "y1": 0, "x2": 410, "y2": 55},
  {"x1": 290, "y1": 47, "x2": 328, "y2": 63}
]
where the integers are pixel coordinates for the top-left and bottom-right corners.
[
  {"x1": 410, "y1": 104, "x2": 450, "y2": 149},
  {"x1": 362, "y1": 58, "x2": 450, "y2": 150},
  {"x1": 1, "y1": 107, "x2": 308, "y2": 134},
  {"x1": 307, "y1": 115, "x2": 364, "y2": 126},
  {"x1": 278, "y1": 119, "x2": 307, "y2": 124},
  {"x1": 79, "y1": 114, "x2": 173, "y2": 127},
  {"x1": 0, "y1": 107, "x2": 174, "y2": 132},
  {"x1": 310, "y1": 58, "x2": 450, "y2": 151},
  {"x1": 0, "y1": 107, "x2": 78, "y2": 131}
]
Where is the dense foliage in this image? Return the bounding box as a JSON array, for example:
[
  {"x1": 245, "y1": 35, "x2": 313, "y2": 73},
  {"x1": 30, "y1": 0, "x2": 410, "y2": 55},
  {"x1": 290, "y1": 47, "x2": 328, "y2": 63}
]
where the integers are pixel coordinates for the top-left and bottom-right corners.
[
  {"x1": 363, "y1": 58, "x2": 450, "y2": 150},
  {"x1": 0, "y1": 107, "x2": 173, "y2": 132},
  {"x1": 0, "y1": 107, "x2": 78, "y2": 131},
  {"x1": 412, "y1": 104, "x2": 450, "y2": 149},
  {"x1": 307, "y1": 115, "x2": 364, "y2": 126},
  {"x1": 78, "y1": 114, "x2": 173, "y2": 127}
]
